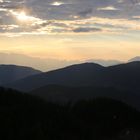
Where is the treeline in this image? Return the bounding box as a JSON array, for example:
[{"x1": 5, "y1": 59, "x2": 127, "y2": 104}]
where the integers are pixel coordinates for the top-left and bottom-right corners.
[{"x1": 0, "y1": 87, "x2": 140, "y2": 140}]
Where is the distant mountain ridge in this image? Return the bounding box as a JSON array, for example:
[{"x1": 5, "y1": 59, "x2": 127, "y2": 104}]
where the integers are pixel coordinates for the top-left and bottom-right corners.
[
  {"x1": 0, "y1": 65, "x2": 42, "y2": 85},
  {"x1": 6, "y1": 61, "x2": 140, "y2": 94},
  {"x1": 86, "y1": 59, "x2": 122, "y2": 66},
  {"x1": 0, "y1": 52, "x2": 124, "y2": 71},
  {"x1": 129, "y1": 56, "x2": 140, "y2": 62},
  {"x1": 7, "y1": 63, "x2": 104, "y2": 91},
  {"x1": 1, "y1": 52, "x2": 140, "y2": 71}
]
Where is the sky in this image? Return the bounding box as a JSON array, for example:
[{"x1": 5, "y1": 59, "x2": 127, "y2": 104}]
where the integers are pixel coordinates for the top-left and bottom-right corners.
[{"x1": 0, "y1": 0, "x2": 140, "y2": 62}]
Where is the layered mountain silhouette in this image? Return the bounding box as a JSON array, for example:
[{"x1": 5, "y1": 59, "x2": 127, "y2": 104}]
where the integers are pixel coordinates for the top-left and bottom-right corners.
[
  {"x1": 1, "y1": 53, "x2": 140, "y2": 72},
  {"x1": 1, "y1": 61, "x2": 140, "y2": 110},
  {"x1": 7, "y1": 61, "x2": 140, "y2": 93},
  {"x1": 1, "y1": 62, "x2": 140, "y2": 139},
  {"x1": 7, "y1": 63, "x2": 104, "y2": 91},
  {"x1": 0, "y1": 53, "x2": 122, "y2": 71},
  {"x1": 0, "y1": 65, "x2": 42, "y2": 85}
]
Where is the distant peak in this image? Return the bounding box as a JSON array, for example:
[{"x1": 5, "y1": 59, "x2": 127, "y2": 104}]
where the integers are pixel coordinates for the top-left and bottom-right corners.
[
  {"x1": 62, "y1": 62, "x2": 104, "y2": 69},
  {"x1": 0, "y1": 64, "x2": 42, "y2": 72},
  {"x1": 70, "y1": 62, "x2": 103, "y2": 67},
  {"x1": 128, "y1": 56, "x2": 140, "y2": 62}
]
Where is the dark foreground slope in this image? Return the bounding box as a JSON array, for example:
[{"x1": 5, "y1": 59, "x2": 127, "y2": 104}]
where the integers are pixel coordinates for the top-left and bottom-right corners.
[
  {"x1": 8, "y1": 62, "x2": 140, "y2": 93},
  {"x1": 31, "y1": 85, "x2": 140, "y2": 110},
  {"x1": 0, "y1": 87, "x2": 140, "y2": 140},
  {"x1": 0, "y1": 65, "x2": 41, "y2": 85}
]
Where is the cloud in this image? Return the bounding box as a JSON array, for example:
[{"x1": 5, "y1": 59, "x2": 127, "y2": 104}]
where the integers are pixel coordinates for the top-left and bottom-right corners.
[
  {"x1": 0, "y1": 0, "x2": 140, "y2": 36},
  {"x1": 132, "y1": 15, "x2": 140, "y2": 19},
  {"x1": 73, "y1": 27, "x2": 102, "y2": 33},
  {"x1": 78, "y1": 8, "x2": 93, "y2": 17},
  {"x1": 97, "y1": 6, "x2": 119, "y2": 11},
  {"x1": 51, "y1": 1, "x2": 65, "y2": 6}
]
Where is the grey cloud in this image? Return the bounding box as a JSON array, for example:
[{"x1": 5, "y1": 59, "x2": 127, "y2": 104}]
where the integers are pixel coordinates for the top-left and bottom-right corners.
[
  {"x1": 130, "y1": 0, "x2": 140, "y2": 4},
  {"x1": 73, "y1": 27, "x2": 102, "y2": 33},
  {"x1": 78, "y1": 8, "x2": 93, "y2": 17},
  {"x1": 0, "y1": 0, "x2": 24, "y2": 9},
  {"x1": 31, "y1": 21, "x2": 53, "y2": 30},
  {"x1": 25, "y1": 0, "x2": 140, "y2": 20},
  {"x1": 52, "y1": 22, "x2": 69, "y2": 28},
  {"x1": 0, "y1": 0, "x2": 140, "y2": 35}
]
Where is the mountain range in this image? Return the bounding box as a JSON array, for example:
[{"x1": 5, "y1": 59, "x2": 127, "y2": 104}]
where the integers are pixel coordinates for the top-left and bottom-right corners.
[
  {"x1": 0, "y1": 65, "x2": 41, "y2": 85},
  {"x1": 6, "y1": 61, "x2": 140, "y2": 93},
  {"x1": 129, "y1": 56, "x2": 140, "y2": 62},
  {"x1": 1, "y1": 61, "x2": 140, "y2": 110},
  {"x1": 1, "y1": 53, "x2": 140, "y2": 72}
]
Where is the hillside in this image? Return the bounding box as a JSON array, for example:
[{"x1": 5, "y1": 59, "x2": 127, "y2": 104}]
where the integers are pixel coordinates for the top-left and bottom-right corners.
[
  {"x1": 8, "y1": 63, "x2": 105, "y2": 91},
  {"x1": 0, "y1": 87, "x2": 140, "y2": 140},
  {"x1": 101, "y1": 61, "x2": 140, "y2": 92},
  {"x1": 31, "y1": 85, "x2": 140, "y2": 110},
  {"x1": 7, "y1": 62, "x2": 140, "y2": 93},
  {"x1": 0, "y1": 65, "x2": 42, "y2": 85}
]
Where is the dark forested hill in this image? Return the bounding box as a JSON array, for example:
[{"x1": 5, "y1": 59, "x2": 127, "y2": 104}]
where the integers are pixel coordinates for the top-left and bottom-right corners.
[
  {"x1": 0, "y1": 87, "x2": 140, "y2": 140},
  {"x1": 30, "y1": 85, "x2": 140, "y2": 110},
  {"x1": 103, "y1": 61, "x2": 140, "y2": 92},
  {"x1": 0, "y1": 65, "x2": 41, "y2": 85},
  {"x1": 7, "y1": 62, "x2": 140, "y2": 93}
]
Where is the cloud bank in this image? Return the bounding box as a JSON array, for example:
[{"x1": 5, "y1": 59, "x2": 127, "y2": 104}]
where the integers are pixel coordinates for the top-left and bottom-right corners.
[{"x1": 0, "y1": 0, "x2": 140, "y2": 36}]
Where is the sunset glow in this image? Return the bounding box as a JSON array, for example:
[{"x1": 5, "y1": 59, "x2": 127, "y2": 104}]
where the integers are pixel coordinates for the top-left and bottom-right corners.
[
  {"x1": 0, "y1": 0, "x2": 140, "y2": 70},
  {"x1": 15, "y1": 11, "x2": 29, "y2": 21}
]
